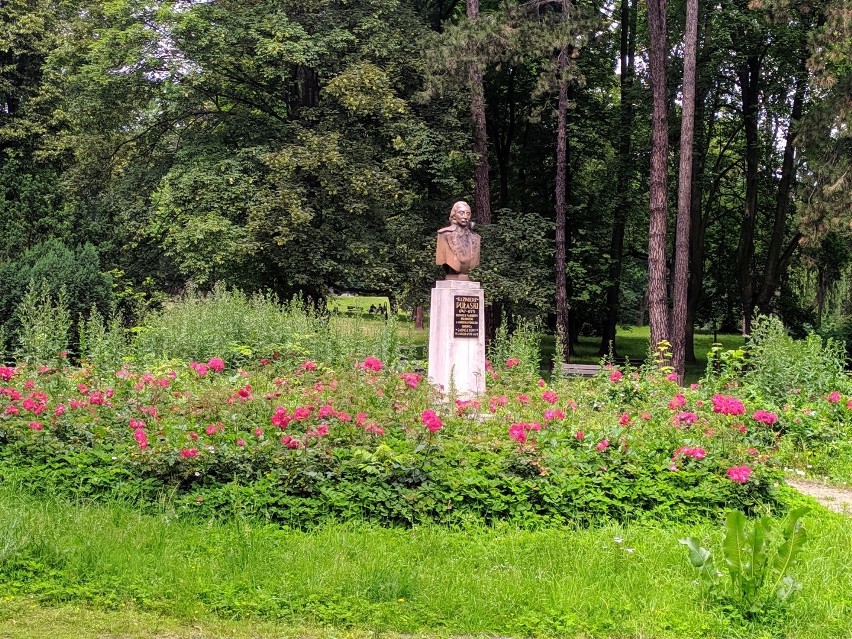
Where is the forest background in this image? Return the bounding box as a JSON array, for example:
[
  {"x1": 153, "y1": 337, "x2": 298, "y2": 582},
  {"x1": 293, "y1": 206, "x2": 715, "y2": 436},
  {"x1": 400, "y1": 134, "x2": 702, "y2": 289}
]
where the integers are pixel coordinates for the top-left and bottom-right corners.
[{"x1": 0, "y1": 0, "x2": 850, "y2": 373}]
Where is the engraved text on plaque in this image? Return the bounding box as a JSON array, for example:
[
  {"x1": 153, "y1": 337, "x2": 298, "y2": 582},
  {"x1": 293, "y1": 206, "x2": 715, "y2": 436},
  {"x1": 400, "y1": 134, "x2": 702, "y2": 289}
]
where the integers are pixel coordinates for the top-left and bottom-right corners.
[{"x1": 453, "y1": 295, "x2": 480, "y2": 338}]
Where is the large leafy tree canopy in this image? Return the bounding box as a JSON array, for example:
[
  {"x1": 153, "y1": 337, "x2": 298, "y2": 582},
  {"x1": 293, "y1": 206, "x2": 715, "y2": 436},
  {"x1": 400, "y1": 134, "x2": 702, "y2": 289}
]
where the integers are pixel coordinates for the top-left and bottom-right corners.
[{"x1": 0, "y1": 0, "x2": 850, "y2": 353}]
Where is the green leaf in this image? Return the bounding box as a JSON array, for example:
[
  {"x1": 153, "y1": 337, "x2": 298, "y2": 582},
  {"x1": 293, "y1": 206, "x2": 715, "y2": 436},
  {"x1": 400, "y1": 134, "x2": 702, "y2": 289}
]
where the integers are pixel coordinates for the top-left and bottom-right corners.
[
  {"x1": 722, "y1": 510, "x2": 748, "y2": 581},
  {"x1": 679, "y1": 537, "x2": 711, "y2": 569},
  {"x1": 771, "y1": 507, "x2": 809, "y2": 596},
  {"x1": 750, "y1": 516, "x2": 773, "y2": 591}
]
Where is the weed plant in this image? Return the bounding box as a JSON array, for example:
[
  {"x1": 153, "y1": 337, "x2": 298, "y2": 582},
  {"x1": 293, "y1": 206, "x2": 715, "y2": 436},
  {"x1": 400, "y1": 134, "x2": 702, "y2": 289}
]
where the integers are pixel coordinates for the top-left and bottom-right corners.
[
  {"x1": 132, "y1": 285, "x2": 401, "y2": 369},
  {"x1": 743, "y1": 315, "x2": 848, "y2": 402},
  {"x1": 14, "y1": 280, "x2": 71, "y2": 364}
]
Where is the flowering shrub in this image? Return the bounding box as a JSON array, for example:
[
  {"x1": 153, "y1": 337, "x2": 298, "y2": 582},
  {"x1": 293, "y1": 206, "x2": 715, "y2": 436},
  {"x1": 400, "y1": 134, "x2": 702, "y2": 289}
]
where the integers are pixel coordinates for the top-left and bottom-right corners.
[{"x1": 0, "y1": 352, "x2": 823, "y2": 528}]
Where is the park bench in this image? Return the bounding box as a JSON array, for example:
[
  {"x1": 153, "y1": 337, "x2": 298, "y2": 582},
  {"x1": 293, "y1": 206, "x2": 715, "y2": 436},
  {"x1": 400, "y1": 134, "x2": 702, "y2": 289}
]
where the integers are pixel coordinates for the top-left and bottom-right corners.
[
  {"x1": 562, "y1": 363, "x2": 602, "y2": 377},
  {"x1": 561, "y1": 358, "x2": 646, "y2": 377}
]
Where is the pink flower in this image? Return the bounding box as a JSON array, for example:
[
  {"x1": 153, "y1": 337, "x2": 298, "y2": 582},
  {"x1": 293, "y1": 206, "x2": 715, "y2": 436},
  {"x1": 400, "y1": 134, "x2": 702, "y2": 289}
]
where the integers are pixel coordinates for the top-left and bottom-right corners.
[
  {"x1": 666, "y1": 372, "x2": 679, "y2": 381},
  {"x1": 516, "y1": 394, "x2": 530, "y2": 404},
  {"x1": 190, "y1": 362, "x2": 208, "y2": 377},
  {"x1": 618, "y1": 412, "x2": 631, "y2": 426},
  {"x1": 253, "y1": 428, "x2": 264, "y2": 437},
  {"x1": 318, "y1": 405, "x2": 335, "y2": 419},
  {"x1": 180, "y1": 448, "x2": 199, "y2": 458},
  {"x1": 301, "y1": 360, "x2": 318, "y2": 371},
  {"x1": 134, "y1": 428, "x2": 148, "y2": 449},
  {"x1": 596, "y1": 439, "x2": 610, "y2": 452},
  {"x1": 668, "y1": 394, "x2": 686, "y2": 410},
  {"x1": 281, "y1": 435, "x2": 302, "y2": 449},
  {"x1": 575, "y1": 430, "x2": 585, "y2": 441},
  {"x1": 189, "y1": 431, "x2": 199, "y2": 441},
  {"x1": 455, "y1": 399, "x2": 479, "y2": 415},
  {"x1": 508, "y1": 423, "x2": 527, "y2": 443},
  {"x1": 489, "y1": 396, "x2": 508, "y2": 413},
  {"x1": 293, "y1": 406, "x2": 311, "y2": 421},
  {"x1": 421, "y1": 409, "x2": 443, "y2": 433},
  {"x1": 727, "y1": 465, "x2": 752, "y2": 483},
  {"x1": 0, "y1": 366, "x2": 16, "y2": 381},
  {"x1": 828, "y1": 391, "x2": 842, "y2": 403},
  {"x1": 711, "y1": 394, "x2": 745, "y2": 415},
  {"x1": 609, "y1": 370, "x2": 623, "y2": 382},
  {"x1": 537, "y1": 379, "x2": 547, "y2": 388},
  {"x1": 673, "y1": 446, "x2": 706, "y2": 460},
  {"x1": 236, "y1": 439, "x2": 246, "y2": 447},
  {"x1": 401, "y1": 372, "x2": 422, "y2": 388},
  {"x1": 847, "y1": 400, "x2": 852, "y2": 410},
  {"x1": 672, "y1": 411, "x2": 698, "y2": 426},
  {"x1": 505, "y1": 358, "x2": 520, "y2": 368},
  {"x1": 271, "y1": 407, "x2": 291, "y2": 429},
  {"x1": 543, "y1": 409, "x2": 565, "y2": 421},
  {"x1": 690, "y1": 383, "x2": 700, "y2": 390},
  {"x1": 28, "y1": 421, "x2": 43, "y2": 431},
  {"x1": 361, "y1": 357, "x2": 383, "y2": 372},
  {"x1": 129, "y1": 418, "x2": 146, "y2": 430},
  {"x1": 315, "y1": 424, "x2": 330, "y2": 437},
  {"x1": 207, "y1": 357, "x2": 225, "y2": 372},
  {"x1": 205, "y1": 423, "x2": 219, "y2": 436},
  {"x1": 747, "y1": 448, "x2": 759, "y2": 456},
  {"x1": 752, "y1": 410, "x2": 778, "y2": 426},
  {"x1": 641, "y1": 412, "x2": 652, "y2": 421},
  {"x1": 54, "y1": 404, "x2": 66, "y2": 416},
  {"x1": 542, "y1": 390, "x2": 558, "y2": 404}
]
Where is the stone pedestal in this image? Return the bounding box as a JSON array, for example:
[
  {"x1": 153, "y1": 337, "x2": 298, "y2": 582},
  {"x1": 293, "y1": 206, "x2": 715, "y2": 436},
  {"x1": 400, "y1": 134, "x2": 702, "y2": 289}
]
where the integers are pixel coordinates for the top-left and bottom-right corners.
[{"x1": 427, "y1": 280, "x2": 486, "y2": 397}]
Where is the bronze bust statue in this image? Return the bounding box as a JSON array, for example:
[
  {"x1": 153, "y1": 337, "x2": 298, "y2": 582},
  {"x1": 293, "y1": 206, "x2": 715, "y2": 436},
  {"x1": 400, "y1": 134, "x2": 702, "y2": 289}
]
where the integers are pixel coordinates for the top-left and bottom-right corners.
[{"x1": 436, "y1": 201, "x2": 480, "y2": 280}]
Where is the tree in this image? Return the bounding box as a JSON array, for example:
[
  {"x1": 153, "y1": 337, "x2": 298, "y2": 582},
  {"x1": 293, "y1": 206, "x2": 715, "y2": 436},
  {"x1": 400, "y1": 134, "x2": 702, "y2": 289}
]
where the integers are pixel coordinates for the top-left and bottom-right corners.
[
  {"x1": 600, "y1": 0, "x2": 637, "y2": 355},
  {"x1": 467, "y1": 0, "x2": 492, "y2": 225},
  {"x1": 670, "y1": 0, "x2": 699, "y2": 377},
  {"x1": 646, "y1": 0, "x2": 670, "y2": 350}
]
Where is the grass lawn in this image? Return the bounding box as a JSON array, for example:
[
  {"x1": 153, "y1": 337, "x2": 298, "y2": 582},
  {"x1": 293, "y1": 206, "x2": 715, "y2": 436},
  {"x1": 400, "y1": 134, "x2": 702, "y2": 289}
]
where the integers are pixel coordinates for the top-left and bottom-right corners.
[
  {"x1": 327, "y1": 296, "x2": 392, "y2": 315},
  {"x1": 1, "y1": 488, "x2": 850, "y2": 639},
  {"x1": 544, "y1": 325, "x2": 746, "y2": 382}
]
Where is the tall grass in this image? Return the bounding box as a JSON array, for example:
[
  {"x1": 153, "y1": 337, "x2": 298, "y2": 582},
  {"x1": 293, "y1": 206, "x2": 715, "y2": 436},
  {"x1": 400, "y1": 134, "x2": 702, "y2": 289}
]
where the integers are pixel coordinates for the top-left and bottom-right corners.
[
  {"x1": 1, "y1": 488, "x2": 849, "y2": 638},
  {"x1": 131, "y1": 286, "x2": 401, "y2": 369}
]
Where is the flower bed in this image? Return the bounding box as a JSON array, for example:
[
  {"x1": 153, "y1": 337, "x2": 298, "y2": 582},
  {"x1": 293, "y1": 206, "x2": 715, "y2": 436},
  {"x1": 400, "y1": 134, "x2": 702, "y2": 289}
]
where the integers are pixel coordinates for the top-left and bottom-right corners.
[{"x1": 2, "y1": 356, "x2": 839, "y2": 527}]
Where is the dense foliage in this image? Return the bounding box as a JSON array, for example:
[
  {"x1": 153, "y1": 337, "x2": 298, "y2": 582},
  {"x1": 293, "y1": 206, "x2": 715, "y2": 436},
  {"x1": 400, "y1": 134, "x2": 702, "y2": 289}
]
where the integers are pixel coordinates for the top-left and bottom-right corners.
[
  {"x1": 1, "y1": 0, "x2": 850, "y2": 357},
  {"x1": 2, "y1": 296, "x2": 850, "y2": 528}
]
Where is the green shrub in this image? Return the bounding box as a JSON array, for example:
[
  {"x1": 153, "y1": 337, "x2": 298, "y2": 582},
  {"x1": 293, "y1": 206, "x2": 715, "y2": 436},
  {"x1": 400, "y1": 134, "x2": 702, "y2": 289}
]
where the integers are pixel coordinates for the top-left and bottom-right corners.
[
  {"x1": 708, "y1": 316, "x2": 849, "y2": 403},
  {"x1": 0, "y1": 238, "x2": 114, "y2": 356},
  {"x1": 13, "y1": 281, "x2": 72, "y2": 365},
  {"x1": 79, "y1": 307, "x2": 128, "y2": 375},
  {"x1": 0, "y1": 352, "x2": 789, "y2": 528},
  {"x1": 132, "y1": 285, "x2": 401, "y2": 369}
]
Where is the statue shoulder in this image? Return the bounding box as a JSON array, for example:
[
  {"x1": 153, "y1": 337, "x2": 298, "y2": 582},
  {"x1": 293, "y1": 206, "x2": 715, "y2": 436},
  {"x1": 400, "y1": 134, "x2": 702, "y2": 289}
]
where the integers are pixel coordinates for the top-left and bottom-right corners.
[{"x1": 437, "y1": 224, "x2": 457, "y2": 234}]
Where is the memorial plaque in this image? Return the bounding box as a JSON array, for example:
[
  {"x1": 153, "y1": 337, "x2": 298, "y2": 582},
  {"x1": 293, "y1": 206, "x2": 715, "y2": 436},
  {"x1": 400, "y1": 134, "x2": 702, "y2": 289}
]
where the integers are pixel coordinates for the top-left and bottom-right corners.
[{"x1": 453, "y1": 295, "x2": 480, "y2": 338}]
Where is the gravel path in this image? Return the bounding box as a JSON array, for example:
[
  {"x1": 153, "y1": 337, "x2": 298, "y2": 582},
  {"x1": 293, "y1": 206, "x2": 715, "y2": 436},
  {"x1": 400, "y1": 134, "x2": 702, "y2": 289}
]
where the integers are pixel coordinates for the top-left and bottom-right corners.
[{"x1": 787, "y1": 478, "x2": 852, "y2": 515}]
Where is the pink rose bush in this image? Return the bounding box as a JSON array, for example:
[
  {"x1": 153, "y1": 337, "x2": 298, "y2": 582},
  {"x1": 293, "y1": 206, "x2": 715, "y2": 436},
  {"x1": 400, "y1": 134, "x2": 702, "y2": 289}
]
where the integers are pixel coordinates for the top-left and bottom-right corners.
[{"x1": 0, "y1": 347, "x2": 842, "y2": 527}]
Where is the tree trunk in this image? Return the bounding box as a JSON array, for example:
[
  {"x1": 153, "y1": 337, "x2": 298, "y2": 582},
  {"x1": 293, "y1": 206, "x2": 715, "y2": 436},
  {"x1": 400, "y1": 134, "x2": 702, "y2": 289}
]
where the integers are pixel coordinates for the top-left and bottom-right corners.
[
  {"x1": 415, "y1": 305, "x2": 424, "y2": 330},
  {"x1": 755, "y1": 61, "x2": 806, "y2": 313},
  {"x1": 646, "y1": 0, "x2": 670, "y2": 350},
  {"x1": 600, "y1": 0, "x2": 636, "y2": 356},
  {"x1": 670, "y1": 0, "x2": 699, "y2": 379},
  {"x1": 555, "y1": 44, "x2": 571, "y2": 365},
  {"x1": 467, "y1": 0, "x2": 491, "y2": 225},
  {"x1": 734, "y1": 54, "x2": 760, "y2": 335}
]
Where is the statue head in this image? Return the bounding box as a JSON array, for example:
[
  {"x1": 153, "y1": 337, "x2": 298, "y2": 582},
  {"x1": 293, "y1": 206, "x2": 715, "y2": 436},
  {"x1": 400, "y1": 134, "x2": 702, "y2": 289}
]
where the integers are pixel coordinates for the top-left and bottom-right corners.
[{"x1": 449, "y1": 201, "x2": 473, "y2": 229}]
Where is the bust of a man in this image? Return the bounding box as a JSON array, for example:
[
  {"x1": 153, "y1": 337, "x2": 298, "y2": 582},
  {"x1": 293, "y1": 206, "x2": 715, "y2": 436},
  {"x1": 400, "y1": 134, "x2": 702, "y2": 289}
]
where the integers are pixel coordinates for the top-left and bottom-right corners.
[{"x1": 436, "y1": 200, "x2": 480, "y2": 279}]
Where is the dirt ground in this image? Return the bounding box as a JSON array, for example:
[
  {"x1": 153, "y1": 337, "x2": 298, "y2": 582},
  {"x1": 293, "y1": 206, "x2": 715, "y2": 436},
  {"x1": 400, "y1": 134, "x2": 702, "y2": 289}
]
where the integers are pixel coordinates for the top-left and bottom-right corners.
[{"x1": 787, "y1": 478, "x2": 852, "y2": 515}]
